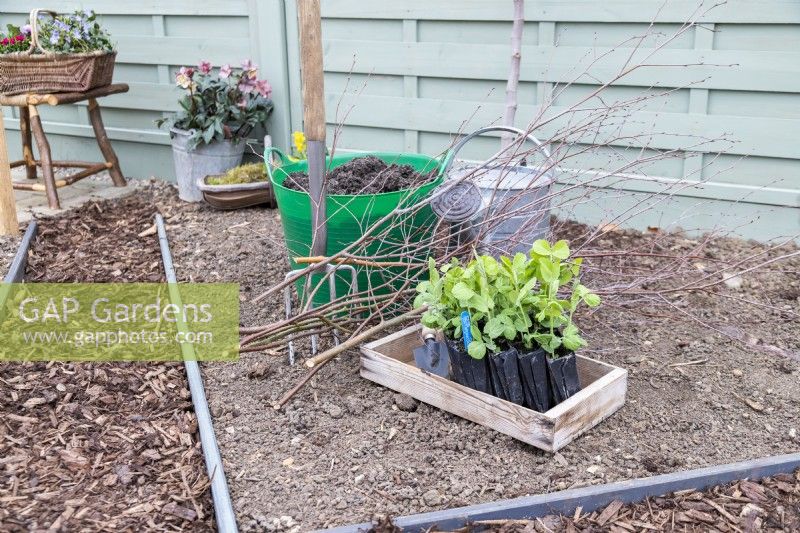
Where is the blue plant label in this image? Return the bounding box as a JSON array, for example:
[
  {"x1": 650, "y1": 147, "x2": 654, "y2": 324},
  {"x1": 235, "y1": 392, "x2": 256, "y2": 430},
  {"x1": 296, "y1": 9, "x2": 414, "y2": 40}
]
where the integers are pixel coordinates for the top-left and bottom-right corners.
[{"x1": 460, "y1": 310, "x2": 472, "y2": 349}]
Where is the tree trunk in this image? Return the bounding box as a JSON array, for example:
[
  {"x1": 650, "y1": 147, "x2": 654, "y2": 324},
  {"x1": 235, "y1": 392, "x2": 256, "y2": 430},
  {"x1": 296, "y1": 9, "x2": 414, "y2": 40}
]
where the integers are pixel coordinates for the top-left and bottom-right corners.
[{"x1": 501, "y1": 0, "x2": 525, "y2": 150}]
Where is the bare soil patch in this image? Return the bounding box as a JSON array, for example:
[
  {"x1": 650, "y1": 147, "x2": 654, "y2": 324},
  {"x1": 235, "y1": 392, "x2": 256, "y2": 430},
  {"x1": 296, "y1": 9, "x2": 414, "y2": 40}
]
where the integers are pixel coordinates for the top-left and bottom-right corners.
[
  {"x1": 283, "y1": 155, "x2": 435, "y2": 195},
  {"x1": 151, "y1": 182, "x2": 800, "y2": 531},
  {"x1": 0, "y1": 187, "x2": 212, "y2": 531},
  {"x1": 11, "y1": 183, "x2": 794, "y2": 530}
]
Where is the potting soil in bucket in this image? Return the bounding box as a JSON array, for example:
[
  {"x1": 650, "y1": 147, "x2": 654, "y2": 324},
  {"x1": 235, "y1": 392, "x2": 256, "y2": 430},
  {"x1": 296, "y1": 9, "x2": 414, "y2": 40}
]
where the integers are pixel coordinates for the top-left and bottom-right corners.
[{"x1": 268, "y1": 150, "x2": 444, "y2": 308}]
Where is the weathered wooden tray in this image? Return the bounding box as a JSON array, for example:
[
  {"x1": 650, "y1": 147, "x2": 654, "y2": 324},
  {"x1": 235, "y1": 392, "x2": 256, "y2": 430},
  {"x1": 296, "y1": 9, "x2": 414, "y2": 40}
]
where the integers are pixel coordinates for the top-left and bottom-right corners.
[{"x1": 360, "y1": 325, "x2": 627, "y2": 452}]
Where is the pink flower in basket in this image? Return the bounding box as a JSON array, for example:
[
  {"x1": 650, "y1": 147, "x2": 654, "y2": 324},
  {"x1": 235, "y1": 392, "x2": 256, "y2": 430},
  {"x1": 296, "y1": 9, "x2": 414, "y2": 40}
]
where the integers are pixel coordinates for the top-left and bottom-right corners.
[
  {"x1": 198, "y1": 60, "x2": 212, "y2": 74},
  {"x1": 219, "y1": 64, "x2": 232, "y2": 79}
]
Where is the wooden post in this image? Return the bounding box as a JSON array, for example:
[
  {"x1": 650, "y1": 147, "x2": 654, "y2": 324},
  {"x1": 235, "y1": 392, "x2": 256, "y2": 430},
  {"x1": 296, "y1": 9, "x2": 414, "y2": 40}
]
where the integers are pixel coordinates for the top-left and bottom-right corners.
[
  {"x1": 297, "y1": 0, "x2": 327, "y2": 256},
  {"x1": 0, "y1": 108, "x2": 19, "y2": 235}
]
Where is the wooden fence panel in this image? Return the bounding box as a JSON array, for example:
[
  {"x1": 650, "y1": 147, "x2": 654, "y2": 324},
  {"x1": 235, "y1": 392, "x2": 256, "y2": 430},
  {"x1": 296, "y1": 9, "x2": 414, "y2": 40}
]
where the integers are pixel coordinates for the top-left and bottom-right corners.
[{"x1": 298, "y1": 0, "x2": 800, "y2": 239}]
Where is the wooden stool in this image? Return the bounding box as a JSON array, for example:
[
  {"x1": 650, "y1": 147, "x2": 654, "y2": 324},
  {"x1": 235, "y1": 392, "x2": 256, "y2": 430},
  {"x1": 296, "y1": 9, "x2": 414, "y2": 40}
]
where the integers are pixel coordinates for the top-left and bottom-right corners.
[{"x1": 0, "y1": 83, "x2": 129, "y2": 209}]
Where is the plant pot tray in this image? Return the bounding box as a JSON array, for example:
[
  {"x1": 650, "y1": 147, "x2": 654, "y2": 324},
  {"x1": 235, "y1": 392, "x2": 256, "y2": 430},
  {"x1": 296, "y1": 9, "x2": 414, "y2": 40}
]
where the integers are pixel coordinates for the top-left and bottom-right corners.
[
  {"x1": 197, "y1": 176, "x2": 276, "y2": 210},
  {"x1": 360, "y1": 325, "x2": 627, "y2": 452}
]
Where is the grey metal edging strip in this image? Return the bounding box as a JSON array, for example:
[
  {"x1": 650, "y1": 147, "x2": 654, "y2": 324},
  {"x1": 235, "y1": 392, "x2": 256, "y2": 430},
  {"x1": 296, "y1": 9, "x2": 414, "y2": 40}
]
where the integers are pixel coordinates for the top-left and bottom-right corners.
[
  {"x1": 4, "y1": 222, "x2": 38, "y2": 283},
  {"x1": 322, "y1": 452, "x2": 800, "y2": 532},
  {"x1": 155, "y1": 214, "x2": 239, "y2": 533}
]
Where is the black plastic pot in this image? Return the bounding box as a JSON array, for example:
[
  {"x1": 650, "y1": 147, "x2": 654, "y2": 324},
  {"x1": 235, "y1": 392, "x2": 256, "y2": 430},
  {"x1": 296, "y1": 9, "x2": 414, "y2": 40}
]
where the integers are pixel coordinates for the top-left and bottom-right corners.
[
  {"x1": 517, "y1": 348, "x2": 553, "y2": 412},
  {"x1": 488, "y1": 347, "x2": 525, "y2": 406},
  {"x1": 446, "y1": 339, "x2": 492, "y2": 395},
  {"x1": 547, "y1": 351, "x2": 582, "y2": 404}
]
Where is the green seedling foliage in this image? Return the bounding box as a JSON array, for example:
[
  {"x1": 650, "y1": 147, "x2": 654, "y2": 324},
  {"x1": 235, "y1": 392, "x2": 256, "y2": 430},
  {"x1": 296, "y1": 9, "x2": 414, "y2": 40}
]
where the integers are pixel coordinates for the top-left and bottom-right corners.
[{"x1": 414, "y1": 240, "x2": 601, "y2": 359}]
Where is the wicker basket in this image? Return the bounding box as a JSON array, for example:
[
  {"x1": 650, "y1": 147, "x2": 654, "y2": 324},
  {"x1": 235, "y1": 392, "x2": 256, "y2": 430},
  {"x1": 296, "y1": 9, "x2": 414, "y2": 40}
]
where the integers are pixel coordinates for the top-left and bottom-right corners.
[{"x1": 0, "y1": 9, "x2": 116, "y2": 96}]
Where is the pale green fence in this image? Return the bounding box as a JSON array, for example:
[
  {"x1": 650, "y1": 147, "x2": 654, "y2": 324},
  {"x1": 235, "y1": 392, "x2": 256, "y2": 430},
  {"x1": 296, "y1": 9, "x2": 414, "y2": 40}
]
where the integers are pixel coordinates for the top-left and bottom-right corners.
[
  {"x1": 310, "y1": 1, "x2": 800, "y2": 238},
  {"x1": 1, "y1": 1, "x2": 798, "y2": 238}
]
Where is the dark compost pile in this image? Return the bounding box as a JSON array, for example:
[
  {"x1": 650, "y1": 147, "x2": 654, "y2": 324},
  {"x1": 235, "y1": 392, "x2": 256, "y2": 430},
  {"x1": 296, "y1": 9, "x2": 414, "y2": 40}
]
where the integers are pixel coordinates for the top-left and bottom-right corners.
[{"x1": 282, "y1": 155, "x2": 435, "y2": 195}]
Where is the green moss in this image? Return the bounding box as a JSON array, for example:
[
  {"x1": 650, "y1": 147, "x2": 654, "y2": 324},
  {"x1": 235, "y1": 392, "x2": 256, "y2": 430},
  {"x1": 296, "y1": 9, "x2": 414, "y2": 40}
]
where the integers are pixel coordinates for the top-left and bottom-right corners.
[{"x1": 207, "y1": 163, "x2": 267, "y2": 185}]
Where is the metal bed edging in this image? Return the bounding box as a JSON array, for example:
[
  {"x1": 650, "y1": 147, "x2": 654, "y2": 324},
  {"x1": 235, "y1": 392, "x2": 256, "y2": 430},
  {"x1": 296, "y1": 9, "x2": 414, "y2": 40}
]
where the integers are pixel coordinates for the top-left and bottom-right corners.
[
  {"x1": 155, "y1": 214, "x2": 239, "y2": 533},
  {"x1": 3, "y1": 222, "x2": 37, "y2": 283}
]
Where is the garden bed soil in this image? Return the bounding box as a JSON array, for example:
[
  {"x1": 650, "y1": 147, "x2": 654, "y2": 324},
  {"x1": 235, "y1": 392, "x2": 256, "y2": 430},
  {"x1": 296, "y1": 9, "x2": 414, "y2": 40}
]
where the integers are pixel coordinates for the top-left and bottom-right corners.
[
  {"x1": 283, "y1": 155, "x2": 435, "y2": 195},
  {"x1": 371, "y1": 468, "x2": 800, "y2": 532},
  {"x1": 0, "y1": 190, "x2": 213, "y2": 531},
  {"x1": 0, "y1": 233, "x2": 20, "y2": 276},
  {"x1": 6, "y1": 183, "x2": 797, "y2": 532},
  {"x1": 147, "y1": 181, "x2": 800, "y2": 531}
]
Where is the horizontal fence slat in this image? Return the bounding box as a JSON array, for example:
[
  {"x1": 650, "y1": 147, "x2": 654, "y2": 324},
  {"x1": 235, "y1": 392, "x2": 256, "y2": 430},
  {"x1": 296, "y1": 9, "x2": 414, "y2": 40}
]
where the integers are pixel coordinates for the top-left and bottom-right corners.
[
  {"x1": 115, "y1": 36, "x2": 250, "y2": 66},
  {"x1": 323, "y1": 40, "x2": 800, "y2": 94},
  {"x1": 558, "y1": 170, "x2": 800, "y2": 208},
  {"x1": 322, "y1": 0, "x2": 800, "y2": 23},
  {"x1": 4, "y1": 118, "x2": 168, "y2": 145},
  {"x1": 2, "y1": 0, "x2": 248, "y2": 16},
  {"x1": 323, "y1": 93, "x2": 800, "y2": 160}
]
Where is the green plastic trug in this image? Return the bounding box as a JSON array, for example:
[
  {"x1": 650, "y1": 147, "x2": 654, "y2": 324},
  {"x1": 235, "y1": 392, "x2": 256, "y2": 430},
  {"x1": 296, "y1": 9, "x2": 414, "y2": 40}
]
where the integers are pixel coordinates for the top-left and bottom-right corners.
[{"x1": 267, "y1": 150, "x2": 444, "y2": 309}]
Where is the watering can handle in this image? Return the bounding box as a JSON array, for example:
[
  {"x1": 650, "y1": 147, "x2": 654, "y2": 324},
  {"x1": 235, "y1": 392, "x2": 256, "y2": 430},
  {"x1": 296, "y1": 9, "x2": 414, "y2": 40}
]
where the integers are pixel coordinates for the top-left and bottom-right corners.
[{"x1": 440, "y1": 126, "x2": 551, "y2": 176}]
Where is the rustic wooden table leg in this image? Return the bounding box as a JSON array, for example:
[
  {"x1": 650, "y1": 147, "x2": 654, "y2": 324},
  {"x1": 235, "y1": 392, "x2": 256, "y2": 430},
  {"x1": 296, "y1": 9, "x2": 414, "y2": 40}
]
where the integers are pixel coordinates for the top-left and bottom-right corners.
[
  {"x1": 0, "y1": 107, "x2": 19, "y2": 235},
  {"x1": 87, "y1": 98, "x2": 126, "y2": 187},
  {"x1": 27, "y1": 105, "x2": 60, "y2": 210},
  {"x1": 19, "y1": 106, "x2": 37, "y2": 180}
]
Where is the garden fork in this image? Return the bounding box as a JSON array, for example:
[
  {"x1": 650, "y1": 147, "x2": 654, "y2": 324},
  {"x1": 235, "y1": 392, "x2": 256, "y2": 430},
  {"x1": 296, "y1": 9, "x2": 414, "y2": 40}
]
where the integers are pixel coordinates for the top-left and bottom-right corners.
[{"x1": 283, "y1": 263, "x2": 357, "y2": 365}]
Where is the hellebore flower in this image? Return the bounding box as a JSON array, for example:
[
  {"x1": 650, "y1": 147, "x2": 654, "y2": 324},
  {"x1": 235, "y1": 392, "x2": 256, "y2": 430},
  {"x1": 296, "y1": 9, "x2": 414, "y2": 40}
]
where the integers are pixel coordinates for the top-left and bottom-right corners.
[
  {"x1": 176, "y1": 67, "x2": 195, "y2": 89},
  {"x1": 21, "y1": 24, "x2": 32, "y2": 35},
  {"x1": 238, "y1": 80, "x2": 254, "y2": 93},
  {"x1": 198, "y1": 60, "x2": 212, "y2": 74},
  {"x1": 255, "y1": 79, "x2": 272, "y2": 98},
  {"x1": 219, "y1": 64, "x2": 232, "y2": 78},
  {"x1": 175, "y1": 74, "x2": 192, "y2": 89}
]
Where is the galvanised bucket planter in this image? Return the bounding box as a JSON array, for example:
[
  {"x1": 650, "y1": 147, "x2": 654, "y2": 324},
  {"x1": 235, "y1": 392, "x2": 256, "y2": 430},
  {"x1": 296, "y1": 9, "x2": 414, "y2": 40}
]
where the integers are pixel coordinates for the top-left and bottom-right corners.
[{"x1": 170, "y1": 128, "x2": 246, "y2": 202}]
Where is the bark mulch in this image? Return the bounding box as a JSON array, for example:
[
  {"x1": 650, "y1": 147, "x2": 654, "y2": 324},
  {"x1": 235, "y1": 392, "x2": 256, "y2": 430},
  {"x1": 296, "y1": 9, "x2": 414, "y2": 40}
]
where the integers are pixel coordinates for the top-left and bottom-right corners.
[
  {"x1": 0, "y1": 190, "x2": 213, "y2": 531},
  {"x1": 370, "y1": 469, "x2": 800, "y2": 532}
]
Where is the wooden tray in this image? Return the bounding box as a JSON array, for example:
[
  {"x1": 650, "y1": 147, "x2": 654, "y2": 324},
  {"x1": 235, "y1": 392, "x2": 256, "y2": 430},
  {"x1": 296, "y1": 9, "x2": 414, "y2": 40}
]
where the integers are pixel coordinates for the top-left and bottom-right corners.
[{"x1": 360, "y1": 325, "x2": 627, "y2": 452}]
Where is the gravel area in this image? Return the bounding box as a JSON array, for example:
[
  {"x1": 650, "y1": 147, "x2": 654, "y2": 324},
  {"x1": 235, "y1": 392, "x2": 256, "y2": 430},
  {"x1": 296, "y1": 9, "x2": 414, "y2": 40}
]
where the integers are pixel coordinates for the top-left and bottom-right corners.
[{"x1": 146, "y1": 181, "x2": 800, "y2": 531}]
